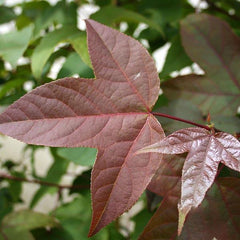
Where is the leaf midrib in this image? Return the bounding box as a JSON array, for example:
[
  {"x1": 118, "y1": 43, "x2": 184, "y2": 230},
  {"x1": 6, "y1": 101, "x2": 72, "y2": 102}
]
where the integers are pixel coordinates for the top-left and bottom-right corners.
[{"x1": 1, "y1": 112, "x2": 149, "y2": 124}]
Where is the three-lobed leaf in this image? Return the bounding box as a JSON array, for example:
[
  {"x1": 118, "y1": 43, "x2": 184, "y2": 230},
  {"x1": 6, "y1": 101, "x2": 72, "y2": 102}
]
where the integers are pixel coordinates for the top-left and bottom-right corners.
[
  {"x1": 0, "y1": 20, "x2": 164, "y2": 236},
  {"x1": 140, "y1": 127, "x2": 240, "y2": 234}
]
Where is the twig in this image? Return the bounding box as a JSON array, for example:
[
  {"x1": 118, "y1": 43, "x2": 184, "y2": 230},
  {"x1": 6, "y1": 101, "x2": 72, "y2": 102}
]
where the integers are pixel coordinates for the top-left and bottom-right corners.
[
  {"x1": 0, "y1": 173, "x2": 89, "y2": 190},
  {"x1": 205, "y1": 0, "x2": 240, "y2": 21}
]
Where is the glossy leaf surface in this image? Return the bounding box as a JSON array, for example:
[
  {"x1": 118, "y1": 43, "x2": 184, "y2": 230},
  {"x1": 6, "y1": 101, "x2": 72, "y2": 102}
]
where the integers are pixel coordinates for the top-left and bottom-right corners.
[
  {"x1": 0, "y1": 20, "x2": 164, "y2": 236},
  {"x1": 163, "y1": 14, "x2": 240, "y2": 116},
  {"x1": 140, "y1": 127, "x2": 240, "y2": 234}
]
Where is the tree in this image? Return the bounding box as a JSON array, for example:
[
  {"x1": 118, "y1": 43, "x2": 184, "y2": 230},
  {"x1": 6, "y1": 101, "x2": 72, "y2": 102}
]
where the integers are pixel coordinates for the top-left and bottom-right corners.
[{"x1": 0, "y1": 0, "x2": 240, "y2": 239}]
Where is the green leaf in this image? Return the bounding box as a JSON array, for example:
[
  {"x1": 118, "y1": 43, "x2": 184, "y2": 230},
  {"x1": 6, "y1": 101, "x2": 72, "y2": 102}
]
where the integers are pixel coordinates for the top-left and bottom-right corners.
[
  {"x1": 57, "y1": 52, "x2": 94, "y2": 79},
  {"x1": 31, "y1": 26, "x2": 87, "y2": 78},
  {"x1": 0, "y1": 210, "x2": 58, "y2": 240},
  {"x1": 137, "y1": 0, "x2": 182, "y2": 24},
  {"x1": 0, "y1": 188, "x2": 14, "y2": 222},
  {"x1": 22, "y1": 1, "x2": 50, "y2": 19},
  {"x1": 32, "y1": 228, "x2": 74, "y2": 240},
  {"x1": 2, "y1": 210, "x2": 58, "y2": 231},
  {"x1": 91, "y1": 5, "x2": 163, "y2": 35},
  {"x1": 16, "y1": 15, "x2": 32, "y2": 30},
  {"x1": 68, "y1": 33, "x2": 92, "y2": 68},
  {"x1": 53, "y1": 195, "x2": 109, "y2": 240},
  {"x1": 30, "y1": 148, "x2": 69, "y2": 208},
  {"x1": 0, "y1": 78, "x2": 26, "y2": 99},
  {"x1": 33, "y1": 1, "x2": 77, "y2": 40},
  {"x1": 69, "y1": 170, "x2": 91, "y2": 196},
  {"x1": 160, "y1": 34, "x2": 192, "y2": 79},
  {"x1": 0, "y1": 6, "x2": 16, "y2": 24},
  {"x1": 57, "y1": 146, "x2": 97, "y2": 166},
  {"x1": 0, "y1": 229, "x2": 34, "y2": 240},
  {"x1": 8, "y1": 172, "x2": 23, "y2": 202},
  {"x1": 0, "y1": 25, "x2": 33, "y2": 68}
]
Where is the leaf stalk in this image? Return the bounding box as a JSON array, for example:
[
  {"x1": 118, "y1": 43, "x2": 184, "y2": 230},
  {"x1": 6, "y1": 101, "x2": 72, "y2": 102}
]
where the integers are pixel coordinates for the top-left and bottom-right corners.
[{"x1": 151, "y1": 112, "x2": 211, "y2": 131}]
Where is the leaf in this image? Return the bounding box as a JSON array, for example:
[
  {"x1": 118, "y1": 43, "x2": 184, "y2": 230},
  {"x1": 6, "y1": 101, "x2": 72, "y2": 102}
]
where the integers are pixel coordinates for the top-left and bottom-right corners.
[
  {"x1": 69, "y1": 33, "x2": 92, "y2": 68},
  {"x1": 137, "y1": 0, "x2": 183, "y2": 25},
  {"x1": 2, "y1": 210, "x2": 58, "y2": 231},
  {"x1": 0, "y1": 6, "x2": 16, "y2": 24},
  {"x1": 180, "y1": 177, "x2": 240, "y2": 239},
  {"x1": 0, "y1": 25, "x2": 33, "y2": 68},
  {"x1": 0, "y1": 188, "x2": 14, "y2": 222},
  {"x1": 53, "y1": 195, "x2": 120, "y2": 240},
  {"x1": 0, "y1": 229, "x2": 34, "y2": 240},
  {"x1": 136, "y1": 155, "x2": 183, "y2": 240},
  {"x1": 147, "y1": 155, "x2": 184, "y2": 197},
  {"x1": 69, "y1": 169, "x2": 91, "y2": 195},
  {"x1": 33, "y1": 1, "x2": 77, "y2": 40},
  {"x1": 57, "y1": 52, "x2": 94, "y2": 79},
  {"x1": 91, "y1": 5, "x2": 163, "y2": 35},
  {"x1": 0, "y1": 78, "x2": 26, "y2": 99},
  {"x1": 139, "y1": 155, "x2": 184, "y2": 240},
  {"x1": 140, "y1": 127, "x2": 240, "y2": 234},
  {"x1": 31, "y1": 26, "x2": 85, "y2": 78},
  {"x1": 163, "y1": 14, "x2": 240, "y2": 116},
  {"x1": 211, "y1": 115, "x2": 240, "y2": 134},
  {"x1": 32, "y1": 228, "x2": 73, "y2": 240},
  {"x1": 57, "y1": 147, "x2": 97, "y2": 166},
  {"x1": 141, "y1": 177, "x2": 240, "y2": 240},
  {"x1": 0, "y1": 20, "x2": 164, "y2": 236},
  {"x1": 0, "y1": 210, "x2": 58, "y2": 240},
  {"x1": 139, "y1": 195, "x2": 179, "y2": 240}
]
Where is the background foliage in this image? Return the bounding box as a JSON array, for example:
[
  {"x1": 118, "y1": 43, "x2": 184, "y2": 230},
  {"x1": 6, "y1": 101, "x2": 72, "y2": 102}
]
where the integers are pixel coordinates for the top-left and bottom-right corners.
[{"x1": 0, "y1": 0, "x2": 240, "y2": 239}]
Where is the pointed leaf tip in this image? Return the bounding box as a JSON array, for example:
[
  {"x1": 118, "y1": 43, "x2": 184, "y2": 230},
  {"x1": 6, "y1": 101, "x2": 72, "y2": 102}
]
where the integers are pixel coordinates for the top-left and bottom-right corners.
[{"x1": 178, "y1": 208, "x2": 187, "y2": 236}]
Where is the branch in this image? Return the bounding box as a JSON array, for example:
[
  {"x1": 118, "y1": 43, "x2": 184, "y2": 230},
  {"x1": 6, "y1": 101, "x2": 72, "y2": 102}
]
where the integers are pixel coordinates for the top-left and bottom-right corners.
[
  {"x1": 0, "y1": 173, "x2": 89, "y2": 189},
  {"x1": 205, "y1": 0, "x2": 240, "y2": 21},
  {"x1": 152, "y1": 112, "x2": 211, "y2": 131}
]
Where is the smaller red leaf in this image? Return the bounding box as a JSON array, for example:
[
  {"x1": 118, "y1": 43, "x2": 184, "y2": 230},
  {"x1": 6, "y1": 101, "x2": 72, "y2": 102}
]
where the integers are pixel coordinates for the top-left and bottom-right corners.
[
  {"x1": 139, "y1": 127, "x2": 240, "y2": 234},
  {"x1": 140, "y1": 154, "x2": 183, "y2": 240},
  {"x1": 142, "y1": 177, "x2": 240, "y2": 240},
  {"x1": 147, "y1": 154, "x2": 185, "y2": 196}
]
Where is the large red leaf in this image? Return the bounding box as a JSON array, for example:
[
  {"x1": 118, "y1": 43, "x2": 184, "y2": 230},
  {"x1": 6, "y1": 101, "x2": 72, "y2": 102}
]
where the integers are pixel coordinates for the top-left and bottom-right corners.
[
  {"x1": 0, "y1": 20, "x2": 164, "y2": 236},
  {"x1": 139, "y1": 127, "x2": 240, "y2": 234},
  {"x1": 162, "y1": 14, "x2": 240, "y2": 116}
]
